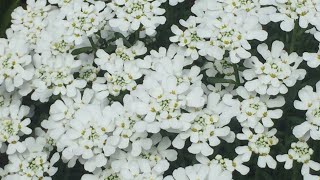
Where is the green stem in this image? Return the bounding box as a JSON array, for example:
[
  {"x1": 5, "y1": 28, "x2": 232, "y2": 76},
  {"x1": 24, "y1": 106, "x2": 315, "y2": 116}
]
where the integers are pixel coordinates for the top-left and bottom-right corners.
[
  {"x1": 292, "y1": 162, "x2": 299, "y2": 180},
  {"x1": 207, "y1": 77, "x2": 238, "y2": 85},
  {"x1": 233, "y1": 64, "x2": 241, "y2": 87},
  {"x1": 88, "y1": 37, "x2": 97, "y2": 50},
  {"x1": 289, "y1": 22, "x2": 298, "y2": 53}
]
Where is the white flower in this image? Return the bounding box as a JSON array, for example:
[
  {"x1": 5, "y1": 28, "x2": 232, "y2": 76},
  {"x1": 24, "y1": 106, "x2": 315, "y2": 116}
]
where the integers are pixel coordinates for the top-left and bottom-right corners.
[
  {"x1": 10, "y1": 0, "x2": 52, "y2": 47},
  {"x1": 172, "y1": 92, "x2": 238, "y2": 156},
  {"x1": 243, "y1": 41, "x2": 306, "y2": 95},
  {"x1": 169, "y1": 0, "x2": 185, "y2": 6},
  {"x1": 41, "y1": 89, "x2": 104, "y2": 151},
  {"x1": 269, "y1": 0, "x2": 320, "y2": 31},
  {"x1": 293, "y1": 83, "x2": 319, "y2": 111},
  {"x1": 0, "y1": 38, "x2": 34, "y2": 94},
  {"x1": 303, "y1": 173, "x2": 320, "y2": 180},
  {"x1": 110, "y1": 135, "x2": 177, "y2": 179},
  {"x1": 276, "y1": 141, "x2": 320, "y2": 175},
  {"x1": 293, "y1": 81, "x2": 320, "y2": 140},
  {"x1": 0, "y1": 88, "x2": 21, "y2": 117},
  {"x1": 108, "y1": 0, "x2": 166, "y2": 36},
  {"x1": 31, "y1": 54, "x2": 86, "y2": 102},
  {"x1": 139, "y1": 44, "x2": 200, "y2": 85},
  {"x1": 95, "y1": 61, "x2": 143, "y2": 96},
  {"x1": 173, "y1": 108, "x2": 235, "y2": 156},
  {"x1": 170, "y1": 16, "x2": 206, "y2": 60},
  {"x1": 81, "y1": 166, "x2": 121, "y2": 180},
  {"x1": 236, "y1": 128, "x2": 278, "y2": 169},
  {"x1": 95, "y1": 39, "x2": 147, "y2": 70},
  {"x1": 130, "y1": 74, "x2": 204, "y2": 132},
  {"x1": 103, "y1": 96, "x2": 152, "y2": 156},
  {"x1": 0, "y1": 102, "x2": 31, "y2": 155},
  {"x1": 35, "y1": 19, "x2": 75, "y2": 56},
  {"x1": 63, "y1": 1, "x2": 113, "y2": 45},
  {"x1": 196, "y1": 154, "x2": 249, "y2": 176},
  {"x1": 303, "y1": 45, "x2": 320, "y2": 68},
  {"x1": 164, "y1": 164, "x2": 209, "y2": 180},
  {"x1": 35, "y1": 127, "x2": 55, "y2": 152},
  {"x1": 195, "y1": 12, "x2": 267, "y2": 63},
  {"x1": 61, "y1": 104, "x2": 113, "y2": 172},
  {"x1": 3, "y1": 137, "x2": 60, "y2": 180},
  {"x1": 192, "y1": 0, "x2": 276, "y2": 25},
  {"x1": 236, "y1": 86, "x2": 284, "y2": 133},
  {"x1": 78, "y1": 54, "x2": 100, "y2": 83}
]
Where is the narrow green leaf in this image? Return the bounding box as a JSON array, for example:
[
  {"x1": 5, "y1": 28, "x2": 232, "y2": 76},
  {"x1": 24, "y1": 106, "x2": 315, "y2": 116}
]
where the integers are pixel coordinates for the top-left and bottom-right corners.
[
  {"x1": 207, "y1": 77, "x2": 237, "y2": 84},
  {"x1": 233, "y1": 64, "x2": 240, "y2": 87},
  {"x1": 104, "y1": 44, "x2": 117, "y2": 53},
  {"x1": 88, "y1": 37, "x2": 97, "y2": 50},
  {"x1": 71, "y1": 47, "x2": 93, "y2": 55}
]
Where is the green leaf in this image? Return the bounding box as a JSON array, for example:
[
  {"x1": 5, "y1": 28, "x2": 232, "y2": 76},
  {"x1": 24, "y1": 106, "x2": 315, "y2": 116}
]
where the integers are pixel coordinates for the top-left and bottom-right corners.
[
  {"x1": 0, "y1": 0, "x2": 20, "y2": 38},
  {"x1": 71, "y1": 47, "x2": 93, "y2": 55},
  {"x1": 104, "y1": 44, "x2": 117, "y2": 53},
  {"x1": 207, "y1": 77, "x2": 238, "y2": 84},
  {"x1": 233, "y1": 64, "x2": 241, "y2": 87}
]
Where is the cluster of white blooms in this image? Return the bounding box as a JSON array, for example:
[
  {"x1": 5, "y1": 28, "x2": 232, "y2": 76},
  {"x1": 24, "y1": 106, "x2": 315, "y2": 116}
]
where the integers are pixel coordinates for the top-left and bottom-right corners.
[
  {"x1": 108, "y1": 0, "x2": 167, "y2": 36},
  {"x1": 164, "y1": 154, "x2": 249, "y2": 180},
  {"x1": 1, "y1": 0, "x2": 320, "y2": 179},
  {"x1": 243, "y1": 41, "x2": 306, "y2": 95},
  {"x1": 171, "y1": 0, "x2": 270, "y2": 62},
  {"x1": 267, "y1": 0, "x2": 320, "y2": 32},
  {"x1": 94, "y1": 39, "x2": 147, "y2": 97},
  {"x1": 293, "y1": 81, "x2": 320, "y2": 140},
  {"x1": 236, "y1": 128, "x2": 279, "y2": 169},
  {"x1": 0, "y1": 97, "x2": 31, "y2": 155},
  {"x1": 277, "y1": 141, "x2": 320, "y2": 176},
  {"x1": 303, "y1": 45, "x2": 320, "y2": 68},
  {"x1": 10, "y1": 0, "x2": 52, "y2": 47},
  {"x1": 234, "y1": 87, "x2": 285, "y2": 132},
  {"x1": 0, "y1": 38, "x2": 33, "y2": 93},
  {"x1": 81, "y1": 135, "x2": 177, "y2": 179},
  {"x1": 1, "y1": 137, "x2": 60, "y2": 180},
  {"x1": 170, "y1": 13, "x2": 267, "y2": 62},
  {"x1": 172, "y1": 92, "x2": 237, "y2": 156}
]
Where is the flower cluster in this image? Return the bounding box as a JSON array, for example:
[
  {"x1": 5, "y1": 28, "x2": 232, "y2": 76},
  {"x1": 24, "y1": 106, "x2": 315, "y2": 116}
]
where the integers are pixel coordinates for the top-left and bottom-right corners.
[{"x1": 0, "y1": 0, "x2": 320, "y2": 179}]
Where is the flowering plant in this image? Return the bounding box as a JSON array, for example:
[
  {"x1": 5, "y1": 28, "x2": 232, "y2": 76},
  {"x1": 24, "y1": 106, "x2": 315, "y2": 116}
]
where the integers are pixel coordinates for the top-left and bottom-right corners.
[{"x1": 0, "y1": 0, "x2": 320, "y2": 179}]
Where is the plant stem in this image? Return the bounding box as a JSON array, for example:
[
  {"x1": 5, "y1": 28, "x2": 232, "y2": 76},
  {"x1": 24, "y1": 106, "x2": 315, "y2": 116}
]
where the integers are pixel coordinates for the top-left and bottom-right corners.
[
  {"x1": 233, "y1": 64, "x2": 241, "y2": 87},
  {"x1": 88, "y1": 37, "x2": 97, "y2": 51},
  {"x1": 207, "y1": 77, "x2": 238, "y2": 85},
  {"x1": 289, "y1": 22, "x2": 298, "y2": 53}
]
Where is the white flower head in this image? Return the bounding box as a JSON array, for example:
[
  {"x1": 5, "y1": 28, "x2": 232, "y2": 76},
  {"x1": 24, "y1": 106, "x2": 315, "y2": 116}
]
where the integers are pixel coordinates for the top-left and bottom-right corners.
[
  {"x1": 236, "y1": 86, "x2": 284, "y2": 133},
  {"x1": 193, "y1": 12, "x2": 267, "y2": 63},
  {"x1": 108, "y1": 0, "x2": 166, "y2": 36},
  {"x1": 269, "y1": 0, "x2": 320, "y2": 31},
  {"x1": 236, "y1": 128, "x2": 278, "y2": 169},
  {"x1": 303, "y1": 45, "x2": 320, "y2": 68},
  {"x1": 243, "y1": 41, "x2": 306, "y2": 95},
  {"x1": 0, "y1": 38, "x2": 34, "y2": 94},
  {"x1": 3, "y1": 137, "x2": 60, "y2": 180},
  {"x1": 293, "y1": 81, "x2": 320, "y2": 140},
  {"x1": 277, "y1": 141, "x2": 320, "y2": 175},
  {"x1": 31, "y1": 54, "x2": 86, "y2": 102},
  {"x1": 0, "y1": 102, "x2": 32, "y2": 155},
  {"x1": 63, "y1": 1, "x2": 114, "y2": 45}
]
